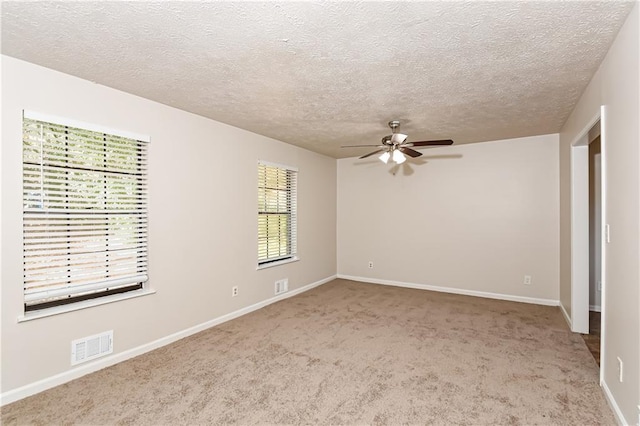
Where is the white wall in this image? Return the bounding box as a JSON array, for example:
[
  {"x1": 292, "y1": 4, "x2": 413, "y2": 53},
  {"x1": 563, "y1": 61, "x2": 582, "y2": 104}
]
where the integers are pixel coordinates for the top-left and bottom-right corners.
[
  {"x1": 559, "y1": 3, "x2": 639, "y2": 423},
  {"x1": 0, "y1": 56, "x2": 337, "y2": 398},
  {"x1": 337, "y1": 134, "x2": 560, "y2": 304}
]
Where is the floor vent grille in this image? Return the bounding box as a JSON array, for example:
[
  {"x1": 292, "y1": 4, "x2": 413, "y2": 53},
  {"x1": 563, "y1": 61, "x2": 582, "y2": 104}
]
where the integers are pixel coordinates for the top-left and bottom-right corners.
[
  {"x1": 275, "y1": 279, "x2": 289, "y2": 295},
  {"x1": 71, "y1": 330, "x2": 113, "y2": 365}
]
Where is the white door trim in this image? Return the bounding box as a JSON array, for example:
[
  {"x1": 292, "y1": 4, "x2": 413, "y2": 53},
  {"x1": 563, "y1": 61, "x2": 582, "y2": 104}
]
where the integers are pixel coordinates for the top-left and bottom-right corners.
[
  {"x1": 598, "y1": 105, "x2": 607, "y2": 385},
  {"x1": 570, "y1": 141, "x2": 589, "y2": 334}
]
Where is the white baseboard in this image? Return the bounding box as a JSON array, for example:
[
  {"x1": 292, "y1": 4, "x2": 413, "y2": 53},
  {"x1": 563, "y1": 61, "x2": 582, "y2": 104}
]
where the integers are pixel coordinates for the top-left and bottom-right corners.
[
  {"x1": 337, "y1": 274, "x2": 559, "y2": 306},
  {"x1": 560, "y1": 302, "x2": 572, "y2": 329},
  {"x1": 590, "y1": 304, "x2": 602, "y2": 313},
  {"x1": 601, "y1": 380, "x2": 628, "y2": 425},
  {"x1": 0, "y1": 274, "x2": 336, "y2": 406}
]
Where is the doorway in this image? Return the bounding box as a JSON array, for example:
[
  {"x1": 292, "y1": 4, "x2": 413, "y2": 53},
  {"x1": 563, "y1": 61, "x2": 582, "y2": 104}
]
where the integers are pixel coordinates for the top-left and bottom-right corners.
[
  {"x1": 570, "y1": 107, "x2": 606, "y2": 382},
  {"x1": 582, "y1": 131, "x2": 601, "y2": 366}
]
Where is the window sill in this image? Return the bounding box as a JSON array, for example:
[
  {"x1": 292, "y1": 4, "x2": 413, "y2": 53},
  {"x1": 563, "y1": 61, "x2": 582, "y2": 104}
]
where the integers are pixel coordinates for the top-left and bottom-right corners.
[
  {"x1": 17, "y1": 288, "x2": 156, "y2": 323},
  {"x1": 257, "y1": 256, "x2": 300, "y2": 270}
]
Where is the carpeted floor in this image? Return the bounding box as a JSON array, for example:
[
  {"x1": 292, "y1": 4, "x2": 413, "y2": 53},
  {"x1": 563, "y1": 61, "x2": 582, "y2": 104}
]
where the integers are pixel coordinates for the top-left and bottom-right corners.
[{"x1": 1, "y1": 279, "x2": 614, "y2": 425}]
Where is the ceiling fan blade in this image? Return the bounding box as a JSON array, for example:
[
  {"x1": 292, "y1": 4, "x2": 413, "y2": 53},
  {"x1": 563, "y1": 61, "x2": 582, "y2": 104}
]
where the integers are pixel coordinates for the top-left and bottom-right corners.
[
  {"x1": 359, "y1": 149, "x2": 385, "y2": 159},
  {"x1": 408, "y1": 139, "x2": 454, "y2": 147},
  {"x1": 390, "y1": 133, "x2": 408, "y2": 144},
  {"x1": 398, "y1": 147, "x2": 422, "y2": 158},
  {"x1": 341, "y1": 144, "x2": 385, "y2": 148}
]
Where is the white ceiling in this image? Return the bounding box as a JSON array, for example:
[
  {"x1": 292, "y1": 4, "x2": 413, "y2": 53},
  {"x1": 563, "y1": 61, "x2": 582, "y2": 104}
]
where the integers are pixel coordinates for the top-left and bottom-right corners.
[{"x1": 1, "y1": 1, "x2": 635, "y2": 158}]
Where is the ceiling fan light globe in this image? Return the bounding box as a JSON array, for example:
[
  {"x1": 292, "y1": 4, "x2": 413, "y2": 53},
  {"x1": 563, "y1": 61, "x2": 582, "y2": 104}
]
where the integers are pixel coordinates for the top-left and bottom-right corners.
[
  {"x1": 393, "y1": 150, "x2": 406, "y2": 164},
  {"x1": 379, "y1": 151, "x2": 391, "y2": 164}
]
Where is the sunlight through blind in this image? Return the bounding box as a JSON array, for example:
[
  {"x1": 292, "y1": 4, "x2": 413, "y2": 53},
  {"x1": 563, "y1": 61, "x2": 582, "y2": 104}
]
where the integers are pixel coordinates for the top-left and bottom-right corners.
[
  {"x1": 257, "y1": 162, "x2": 297, "y2": 265},
  {"x1": 22, "y1": 114, "x2": 149, "y2": 311}
]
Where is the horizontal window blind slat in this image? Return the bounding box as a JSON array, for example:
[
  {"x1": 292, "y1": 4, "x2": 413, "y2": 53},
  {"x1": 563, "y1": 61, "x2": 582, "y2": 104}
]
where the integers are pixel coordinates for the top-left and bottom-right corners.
[
  {"x1": 24, "y1": 152, "x2": 148, "y2": 165},
  {"x1": 25, "y1": 203, "x2": 146, "y2": 211},
  {"x1": 25, "y1": 209, "x2": 146, "y2": 215},
  {"x1": 25, "y1": 264, "x2": 147, "y2": 286},
  {"x1": 24, "y1": 249, "x2": 147, "y2": 267},
  {"x1": 24, "y1": 259, "x2": 147, "y2": 276},
  {"x1": 23, "y1": 179, "x2": 148, "y2": 191},
  {"x1": 25, "y1": 140, "x2": 149, "y2": 155},
  {"x1": 25, "y1": 198, "x2": 146, "y2": 205},
  {"x1": 23, "y1": 133, "x2": 147, "y2": 148},
  {"x1": 23, "y1": 228, "x2": 147, "y2": 236},
  {"x1": 24, "y1": 231, "x2": 145, "y2": 240},
  {"x1": 24, "y1": 243, "x2": 147, "y2": 252},
  {"x1": 24, "y1": 239, "x2": 147, "y2": 250},
  {"x1": 23, "y1": 186, "x2": 148, "y2": 196},
  {"x1": 23, "y1": 166, "x2": 147, "y2": 181},
  {"x1": 23, "y1": 214, "x2": 148, "y2": 221},
  {"x1": 24, "y1": 245, "x2": 148, "y2": 258},
  {"x1": 24, "y1": 221, "x2": 147, "y2": 229},
  {"x1": 23, "y1": 192, "x2": 148, "y2": 202},
  {"x1": 23, "y1": 165, "x2": 148, "y2": 178}
]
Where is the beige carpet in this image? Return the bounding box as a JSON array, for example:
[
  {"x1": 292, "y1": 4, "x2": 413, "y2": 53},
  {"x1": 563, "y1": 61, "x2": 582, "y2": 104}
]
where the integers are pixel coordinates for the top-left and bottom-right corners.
[{"x1": 2, "y1": 279, "x2": 614, "y2": 425}]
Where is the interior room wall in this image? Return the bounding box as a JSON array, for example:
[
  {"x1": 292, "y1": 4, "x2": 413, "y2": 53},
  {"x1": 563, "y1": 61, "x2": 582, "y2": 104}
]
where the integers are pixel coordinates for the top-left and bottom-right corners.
[
  {"x1": 337, "y1": 134, "x2": 560, "y2": 304},
  {"x1": 558, "y1": 3, "x2": 639, "y2": 423},
  {"x1": 0, "y1": 56, "x2": 337, "y2": 398}
]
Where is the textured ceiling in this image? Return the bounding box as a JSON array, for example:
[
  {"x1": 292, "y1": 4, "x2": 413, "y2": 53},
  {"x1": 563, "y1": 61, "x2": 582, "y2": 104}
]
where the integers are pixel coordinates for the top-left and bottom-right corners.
[{"x1": 1, "y1": 1, "x2": 635, "y2": 158}]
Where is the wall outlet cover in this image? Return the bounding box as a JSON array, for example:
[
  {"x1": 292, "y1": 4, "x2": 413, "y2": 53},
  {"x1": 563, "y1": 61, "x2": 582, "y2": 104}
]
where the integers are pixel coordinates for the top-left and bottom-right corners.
[{"x1": 616, "y1": 356, "x2": 623, "y2": 382}]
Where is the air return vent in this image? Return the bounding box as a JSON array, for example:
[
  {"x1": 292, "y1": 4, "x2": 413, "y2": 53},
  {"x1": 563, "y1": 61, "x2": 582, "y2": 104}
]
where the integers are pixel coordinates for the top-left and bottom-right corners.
[
  {"x1": 71, "y1": 330, "x2": 113, "y2": 365},
  {"x1": 275, "y1": 279, "x2": 289, "y2": 295}
]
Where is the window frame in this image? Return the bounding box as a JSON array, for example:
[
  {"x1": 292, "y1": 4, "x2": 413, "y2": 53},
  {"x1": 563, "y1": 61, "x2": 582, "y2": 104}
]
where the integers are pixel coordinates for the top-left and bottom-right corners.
[
  {"x1": 21, "y1": 110, "x2": 150, "y2": 314},
  {"x1": 257, "y1": 160, "x2": 298, "y2": 269}
]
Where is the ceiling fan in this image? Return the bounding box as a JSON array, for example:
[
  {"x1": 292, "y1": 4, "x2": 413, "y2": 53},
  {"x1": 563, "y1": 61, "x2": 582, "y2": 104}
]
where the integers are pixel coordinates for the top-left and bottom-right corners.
[{"x1": 342, "y1": 120, "x2": 453, "y2": 164}]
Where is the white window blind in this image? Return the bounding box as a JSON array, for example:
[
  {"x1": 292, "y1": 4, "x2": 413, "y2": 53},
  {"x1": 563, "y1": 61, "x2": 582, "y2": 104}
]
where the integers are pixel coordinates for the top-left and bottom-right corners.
[
  {"x1": 257, "y1": 162, "x2": 297, "y2": 265},
  {"x1": 22, "y1": 115, "x2": 148, "y2": 312}
]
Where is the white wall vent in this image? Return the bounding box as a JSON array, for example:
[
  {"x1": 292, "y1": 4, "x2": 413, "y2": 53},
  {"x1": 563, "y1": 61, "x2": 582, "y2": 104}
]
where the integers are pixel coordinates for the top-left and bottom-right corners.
[
  {"x1": 275, "y1": 278, "x2": 289, "y2": 295},
  {"x1": 71, "y1": 330, "x2": 113, "y2": 365}
]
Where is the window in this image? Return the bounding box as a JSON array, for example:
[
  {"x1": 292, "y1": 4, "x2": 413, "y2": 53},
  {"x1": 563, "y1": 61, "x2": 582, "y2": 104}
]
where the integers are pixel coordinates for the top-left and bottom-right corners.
[
  {"x1": 22, "y1": 112, "x2": 149, "y2": 312},
  {"x1": 257, "y1": 162, "x2": 297, "y2": 266}
]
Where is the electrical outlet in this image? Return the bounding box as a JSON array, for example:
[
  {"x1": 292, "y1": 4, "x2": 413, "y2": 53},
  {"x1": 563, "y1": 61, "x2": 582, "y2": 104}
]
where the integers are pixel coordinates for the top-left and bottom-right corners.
[
  {"x1": 523, "y1": 275, "x2": 532, "y2": 285},
  {"x1": 368, "y1": 261, "x2": 374, "y2": 269},
  {"x1": 232, "y1": 286, "x2": 238, "y2": 297},
  {"x1": 617, "y1": 356, "x2": 623, "y2": 382}
]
